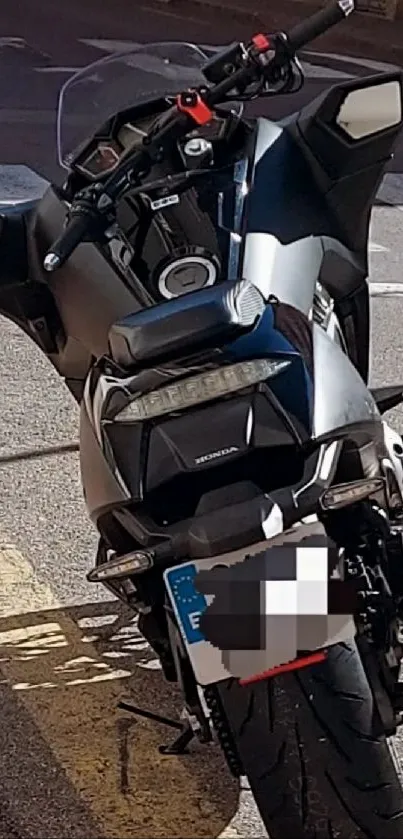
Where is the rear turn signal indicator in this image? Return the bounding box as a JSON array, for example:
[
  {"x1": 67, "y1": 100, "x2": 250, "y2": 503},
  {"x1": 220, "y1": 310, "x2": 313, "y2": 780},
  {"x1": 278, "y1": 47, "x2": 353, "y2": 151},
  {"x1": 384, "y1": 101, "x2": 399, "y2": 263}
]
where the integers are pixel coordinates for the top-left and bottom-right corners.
[
  {"x1": 320, "y1": 477, "x2": 385, "y2": 511},
  {"x1": 87, "y1": 549, "x2": 153, "y2": 582}
]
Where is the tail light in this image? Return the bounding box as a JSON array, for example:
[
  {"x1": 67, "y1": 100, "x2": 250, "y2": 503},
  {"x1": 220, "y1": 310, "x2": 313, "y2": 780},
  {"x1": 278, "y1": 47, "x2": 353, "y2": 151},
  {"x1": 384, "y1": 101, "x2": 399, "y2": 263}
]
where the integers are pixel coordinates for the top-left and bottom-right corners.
[{"x1": 113, "y1": 358, "x2": 291, "y2": 423}]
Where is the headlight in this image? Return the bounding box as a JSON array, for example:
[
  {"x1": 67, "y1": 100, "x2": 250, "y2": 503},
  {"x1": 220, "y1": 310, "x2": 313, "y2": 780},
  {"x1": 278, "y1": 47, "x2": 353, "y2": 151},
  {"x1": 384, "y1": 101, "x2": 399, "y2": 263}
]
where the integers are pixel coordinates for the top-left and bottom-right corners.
[{"x1": 113, "y1": 358, "x2": 291, "y2": 423}]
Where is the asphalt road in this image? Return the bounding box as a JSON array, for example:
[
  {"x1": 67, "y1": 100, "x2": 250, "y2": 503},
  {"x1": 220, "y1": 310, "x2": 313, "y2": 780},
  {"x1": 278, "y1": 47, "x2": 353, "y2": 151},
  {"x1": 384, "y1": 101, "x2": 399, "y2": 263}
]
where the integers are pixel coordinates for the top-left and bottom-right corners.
[{"x1": 1, "y1": 1, "x2": 403, "y2": 837}]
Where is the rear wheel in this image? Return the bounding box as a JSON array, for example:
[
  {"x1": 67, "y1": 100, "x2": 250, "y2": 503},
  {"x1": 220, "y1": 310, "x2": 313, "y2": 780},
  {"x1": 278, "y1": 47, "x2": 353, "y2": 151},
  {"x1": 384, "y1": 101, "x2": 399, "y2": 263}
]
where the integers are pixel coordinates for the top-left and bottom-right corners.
[{"x1": 214, "y1": 641, "x2": 403, "y2": 838}]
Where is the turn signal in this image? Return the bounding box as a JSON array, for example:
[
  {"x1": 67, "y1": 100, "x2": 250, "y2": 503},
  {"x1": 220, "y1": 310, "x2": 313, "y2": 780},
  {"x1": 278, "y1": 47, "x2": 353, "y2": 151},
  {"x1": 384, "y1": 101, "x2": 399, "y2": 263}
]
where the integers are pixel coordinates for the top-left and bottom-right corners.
[
  {"x1": 87, "y1": 549, "x2": 153, "y2": 582},
  {"x1": 320, "y1": 478, "x2": 385, "y2": 511}
]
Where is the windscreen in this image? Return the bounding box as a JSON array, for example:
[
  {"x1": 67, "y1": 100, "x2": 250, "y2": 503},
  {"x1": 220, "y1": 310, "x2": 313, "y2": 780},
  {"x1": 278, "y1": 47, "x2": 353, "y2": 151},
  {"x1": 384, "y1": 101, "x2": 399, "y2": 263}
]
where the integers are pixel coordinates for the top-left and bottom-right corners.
[{"x1": 56, "y1": 41, "x2": 211, "y2": 169}]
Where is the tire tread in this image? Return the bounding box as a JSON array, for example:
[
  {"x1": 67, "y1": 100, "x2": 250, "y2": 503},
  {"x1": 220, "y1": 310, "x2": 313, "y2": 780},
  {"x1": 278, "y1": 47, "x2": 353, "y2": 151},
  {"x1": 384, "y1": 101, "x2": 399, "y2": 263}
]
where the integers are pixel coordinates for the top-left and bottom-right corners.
[{"x1": 216, "y1": 641, "x2": 403, "y2": 838}]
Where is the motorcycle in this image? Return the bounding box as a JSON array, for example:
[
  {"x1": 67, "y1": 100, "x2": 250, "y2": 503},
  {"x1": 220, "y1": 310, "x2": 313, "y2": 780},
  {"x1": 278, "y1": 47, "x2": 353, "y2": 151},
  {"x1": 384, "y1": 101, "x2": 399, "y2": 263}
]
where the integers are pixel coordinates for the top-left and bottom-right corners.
[{"x1": 2, "y1": 0, "x2": 403, "y2": 834}]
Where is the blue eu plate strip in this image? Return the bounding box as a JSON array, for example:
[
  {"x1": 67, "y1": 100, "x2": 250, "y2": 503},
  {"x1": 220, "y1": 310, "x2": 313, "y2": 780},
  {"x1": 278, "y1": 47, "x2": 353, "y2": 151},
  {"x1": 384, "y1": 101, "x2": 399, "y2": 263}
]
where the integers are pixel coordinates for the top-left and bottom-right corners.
[{"x1": 166, "y1": 564, "x2": 208, "y2": 645}]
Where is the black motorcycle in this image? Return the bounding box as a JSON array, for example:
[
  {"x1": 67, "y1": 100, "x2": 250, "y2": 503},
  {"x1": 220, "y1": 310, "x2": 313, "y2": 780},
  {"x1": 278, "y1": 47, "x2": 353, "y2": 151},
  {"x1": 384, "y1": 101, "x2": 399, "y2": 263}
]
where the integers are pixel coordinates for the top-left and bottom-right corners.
[{"x1": 2, "y1": 1, "x2": 403, "y2": 835}]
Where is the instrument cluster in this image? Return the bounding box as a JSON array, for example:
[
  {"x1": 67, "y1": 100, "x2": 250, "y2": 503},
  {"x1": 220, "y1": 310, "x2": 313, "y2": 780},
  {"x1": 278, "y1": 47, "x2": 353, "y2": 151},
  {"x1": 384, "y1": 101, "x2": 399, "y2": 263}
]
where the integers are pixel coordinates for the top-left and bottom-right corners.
[
  {"x1": 73, "y1": 112, "x2": 231, "y2": 180},
  {"x1": 74, "y1": 122, "x2": 148, "y2": 179}
]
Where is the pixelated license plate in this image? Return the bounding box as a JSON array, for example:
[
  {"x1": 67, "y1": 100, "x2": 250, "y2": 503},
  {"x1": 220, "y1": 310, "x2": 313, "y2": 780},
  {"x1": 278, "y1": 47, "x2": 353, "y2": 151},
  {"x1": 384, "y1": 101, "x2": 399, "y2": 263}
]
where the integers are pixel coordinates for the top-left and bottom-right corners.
[{"x1": 164, "y1": 532, "x2": 356, "y2": 687}]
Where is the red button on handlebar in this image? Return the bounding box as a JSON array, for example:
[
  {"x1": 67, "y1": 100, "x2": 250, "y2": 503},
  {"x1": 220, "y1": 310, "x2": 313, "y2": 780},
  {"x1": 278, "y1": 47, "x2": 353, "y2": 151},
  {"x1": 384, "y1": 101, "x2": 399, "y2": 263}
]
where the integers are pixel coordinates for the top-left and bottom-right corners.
[
  {"x1": 252, "y1": 33, "x2": 271, "y2": 51},
  {"x1": 176, "y1": 91, "x2": 214, "y2": 125}
]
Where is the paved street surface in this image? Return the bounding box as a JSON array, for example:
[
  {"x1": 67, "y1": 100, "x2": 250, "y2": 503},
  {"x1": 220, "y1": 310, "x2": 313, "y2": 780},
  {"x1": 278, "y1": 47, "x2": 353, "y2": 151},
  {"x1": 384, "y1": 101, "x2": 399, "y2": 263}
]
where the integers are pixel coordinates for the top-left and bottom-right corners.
[{"x1": 0, "y1": 0, "x2": 403, "y2": 837}]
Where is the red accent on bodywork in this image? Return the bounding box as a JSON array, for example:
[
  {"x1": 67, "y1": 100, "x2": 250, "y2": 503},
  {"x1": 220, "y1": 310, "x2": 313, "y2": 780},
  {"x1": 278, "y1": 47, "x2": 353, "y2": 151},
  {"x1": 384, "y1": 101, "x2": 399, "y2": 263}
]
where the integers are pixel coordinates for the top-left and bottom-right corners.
[{"x1": 239, "y1": 650, "x2": 327, "y2": 686}]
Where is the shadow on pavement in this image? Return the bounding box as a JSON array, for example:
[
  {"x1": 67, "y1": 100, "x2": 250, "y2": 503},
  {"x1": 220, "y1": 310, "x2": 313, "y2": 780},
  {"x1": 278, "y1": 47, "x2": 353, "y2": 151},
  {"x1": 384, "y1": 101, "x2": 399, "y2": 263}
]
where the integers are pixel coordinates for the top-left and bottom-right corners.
[{"x1": 0, "y1": 599, "x2": 239, "y2": 839}]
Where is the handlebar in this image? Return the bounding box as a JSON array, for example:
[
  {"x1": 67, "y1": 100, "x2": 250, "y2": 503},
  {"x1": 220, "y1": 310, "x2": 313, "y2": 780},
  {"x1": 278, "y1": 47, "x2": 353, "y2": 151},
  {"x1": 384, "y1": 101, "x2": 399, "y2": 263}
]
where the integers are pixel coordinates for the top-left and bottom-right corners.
[
  {"x1": 43, "y1": 184, "x2": 116, "y2": 272},
  {"x1": 286, "y1": 0, "x2": 354, "y2": 53},
  {"x1": 43, "y1": 210, "x2": 93, "y2": 272},
  {"x1": 44, "y1": 0, "x2": 355, "y2": 273}
]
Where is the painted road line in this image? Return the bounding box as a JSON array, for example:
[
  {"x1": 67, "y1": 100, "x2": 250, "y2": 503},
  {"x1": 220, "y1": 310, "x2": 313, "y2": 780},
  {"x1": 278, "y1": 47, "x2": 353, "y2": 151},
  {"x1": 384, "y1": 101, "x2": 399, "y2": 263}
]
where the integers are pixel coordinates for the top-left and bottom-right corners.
[
  {"x1": 34, "y1": 66, "x2": 82, "y2": 73},
  {"x1": 79, "y1": 38, "x2": 143, "y2": 53},
  {"x1": 370, "y1": 282, "x2": 403, "y2": 297},
  {"x1": 369, "y1": 241, "x2": 389, "y2": 253},
  {"x1": 77, "y1": 39, "x2": 353, "y2": 81},
  {"x1": 0, "y1": 543, "x2": 240, "y2": 838},
  {"x1": 304, "y1": 49, "x2": 400, "y2": 74},
  {"x1": 0, "y1": 36, "x2": 50, "y2": 66}
]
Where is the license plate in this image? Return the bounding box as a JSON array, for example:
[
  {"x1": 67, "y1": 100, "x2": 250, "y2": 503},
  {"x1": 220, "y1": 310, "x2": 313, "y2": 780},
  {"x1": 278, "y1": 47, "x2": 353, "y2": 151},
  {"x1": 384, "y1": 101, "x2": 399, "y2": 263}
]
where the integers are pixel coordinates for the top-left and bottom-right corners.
[
  {"x1": 164, "y1": 534, "x2": 301, "y2": 687},
  {"x1": 163, "y1": 526, "x2": 356, "y2": 687}
]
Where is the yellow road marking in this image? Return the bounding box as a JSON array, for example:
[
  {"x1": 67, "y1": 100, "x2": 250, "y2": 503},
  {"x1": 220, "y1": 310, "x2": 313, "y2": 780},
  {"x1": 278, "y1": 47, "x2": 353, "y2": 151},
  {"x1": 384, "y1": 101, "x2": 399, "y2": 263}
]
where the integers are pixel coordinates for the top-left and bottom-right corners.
[{"x1": 0, "y1": 544, "x2": 240, "y2": 837}]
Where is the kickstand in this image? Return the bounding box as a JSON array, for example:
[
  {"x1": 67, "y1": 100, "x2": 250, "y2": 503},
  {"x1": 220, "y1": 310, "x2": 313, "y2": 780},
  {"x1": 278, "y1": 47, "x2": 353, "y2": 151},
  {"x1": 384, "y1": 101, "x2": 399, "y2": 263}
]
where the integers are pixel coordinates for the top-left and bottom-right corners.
[
  {"x1": 118, "y1": 700, "x2": 195, "y2": 755},
  {"x1": 158, "y1": 722, "x2": 195, "y2": 755}
]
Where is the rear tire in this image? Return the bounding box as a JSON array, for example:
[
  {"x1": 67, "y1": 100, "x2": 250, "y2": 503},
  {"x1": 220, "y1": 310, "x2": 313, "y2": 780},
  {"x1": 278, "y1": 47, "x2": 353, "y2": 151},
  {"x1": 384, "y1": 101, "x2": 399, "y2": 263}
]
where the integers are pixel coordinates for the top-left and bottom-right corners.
[{"x1": 215, "y1": 641, "x2": 403, "y2": 838}]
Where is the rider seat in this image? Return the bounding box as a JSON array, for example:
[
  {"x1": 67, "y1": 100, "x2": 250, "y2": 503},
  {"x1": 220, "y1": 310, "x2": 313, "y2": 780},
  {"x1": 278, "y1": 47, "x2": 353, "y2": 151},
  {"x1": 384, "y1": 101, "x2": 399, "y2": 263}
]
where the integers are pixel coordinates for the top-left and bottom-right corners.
[{"x1": 108, "y1": 279, "x2": 265, "y2": 368}]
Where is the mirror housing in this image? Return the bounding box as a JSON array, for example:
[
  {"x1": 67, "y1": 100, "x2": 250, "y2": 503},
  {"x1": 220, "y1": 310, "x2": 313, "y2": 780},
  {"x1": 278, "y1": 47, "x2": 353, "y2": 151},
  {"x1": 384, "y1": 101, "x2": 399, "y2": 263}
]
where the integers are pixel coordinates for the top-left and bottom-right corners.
[
  {"x1": 294, "y1": 70, "x2": 403, "y2": 253},
  {"x1": 296, "y1": 70, "x2": 403, "y2": 182},
  {"x1": 336, "y1": 80, "x2": 402, "y2": 141}
]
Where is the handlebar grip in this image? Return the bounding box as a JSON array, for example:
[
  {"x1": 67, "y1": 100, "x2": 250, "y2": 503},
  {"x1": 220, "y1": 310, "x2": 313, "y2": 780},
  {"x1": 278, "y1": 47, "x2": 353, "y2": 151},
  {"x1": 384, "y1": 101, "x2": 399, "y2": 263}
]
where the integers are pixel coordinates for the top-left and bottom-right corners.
[
  {"x1": 286, "y1": 0, "x2": 354, "y2": 53},
  {"x1": 43, "y1": 211, "x2": 91, "y2": 272}
]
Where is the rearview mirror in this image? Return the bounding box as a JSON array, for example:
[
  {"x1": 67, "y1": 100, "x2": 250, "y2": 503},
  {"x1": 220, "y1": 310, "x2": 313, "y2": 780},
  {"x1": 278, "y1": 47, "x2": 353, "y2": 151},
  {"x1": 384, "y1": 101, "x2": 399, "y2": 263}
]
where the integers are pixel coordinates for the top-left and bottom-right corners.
[{"x1": 336, "y1": 80, "x2": 402, "y2": 140}]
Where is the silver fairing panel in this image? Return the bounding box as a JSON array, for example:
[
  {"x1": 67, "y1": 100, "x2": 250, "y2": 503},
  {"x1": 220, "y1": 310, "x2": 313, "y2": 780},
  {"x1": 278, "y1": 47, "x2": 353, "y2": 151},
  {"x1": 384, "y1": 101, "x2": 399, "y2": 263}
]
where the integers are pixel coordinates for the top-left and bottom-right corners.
[
  {"x1": 241, "y1": 118, "x2": 381, "y2": 442},
  {"x1": 242, "y1": 230, "x2": 322, "y2": 317},
  {"x1": 312, "y1": 323, "x2": 380, "y2": 440},
  {"x1": 240, "y1": 118, "x2": 364, "y2": 316},
  {"x1": 241, "y1": 119, "x2": 322, "y2": 315}
]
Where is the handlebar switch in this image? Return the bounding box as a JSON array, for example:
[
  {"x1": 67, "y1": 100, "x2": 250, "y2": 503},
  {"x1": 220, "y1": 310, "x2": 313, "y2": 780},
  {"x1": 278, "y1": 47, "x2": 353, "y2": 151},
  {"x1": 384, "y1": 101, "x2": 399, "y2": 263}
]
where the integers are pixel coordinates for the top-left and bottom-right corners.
[{"x1": 340, "y1": 0, "x2": 355, "y2": 12}]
